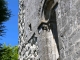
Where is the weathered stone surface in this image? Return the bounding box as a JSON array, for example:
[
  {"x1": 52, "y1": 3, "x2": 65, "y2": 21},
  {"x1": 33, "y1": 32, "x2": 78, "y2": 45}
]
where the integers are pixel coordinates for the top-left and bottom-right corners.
[
  {"x1": 19, "y1": 0, "x2": 80, "y2": 60},
  {"x1": 57, "y1": 0, "x2": 80, "y2": 60}
]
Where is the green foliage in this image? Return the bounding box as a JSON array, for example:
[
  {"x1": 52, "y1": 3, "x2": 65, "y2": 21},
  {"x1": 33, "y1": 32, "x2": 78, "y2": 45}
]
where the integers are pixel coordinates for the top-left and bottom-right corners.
[
  {"x1": 0, "y1": 0, "x2": 11, "y2": 37},
  {"x1": 0, "y1": 44, "x2": 18, "y2": 60},
  {"x1": 0, "y1": 0, "x2": 11, "y2": 22}
]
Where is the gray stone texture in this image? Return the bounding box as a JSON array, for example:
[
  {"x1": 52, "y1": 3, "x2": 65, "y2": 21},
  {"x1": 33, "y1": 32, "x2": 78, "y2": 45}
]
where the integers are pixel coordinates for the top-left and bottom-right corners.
[
  {"x1": 57, "y1": 0, "x2": 80, "y2": 60},
  {"x1": 19, "y1": 0, "x2": 80, "y2": 60}
]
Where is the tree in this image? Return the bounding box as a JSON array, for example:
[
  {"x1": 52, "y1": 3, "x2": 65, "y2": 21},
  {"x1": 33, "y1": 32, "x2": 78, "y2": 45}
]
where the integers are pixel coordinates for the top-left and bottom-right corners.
[
  {"x1": 0, "y1": 44, "x2": 18, "y2": 60},
  {"x1": 0, "y1": 0, "x2": 11, "y2": 37}
]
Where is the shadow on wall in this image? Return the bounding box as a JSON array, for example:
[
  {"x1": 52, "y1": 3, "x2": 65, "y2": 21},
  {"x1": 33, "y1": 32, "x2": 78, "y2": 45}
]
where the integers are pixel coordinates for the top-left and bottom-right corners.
[{"x1": 42, "y1": 0, "x2": 59, "y2": 54}]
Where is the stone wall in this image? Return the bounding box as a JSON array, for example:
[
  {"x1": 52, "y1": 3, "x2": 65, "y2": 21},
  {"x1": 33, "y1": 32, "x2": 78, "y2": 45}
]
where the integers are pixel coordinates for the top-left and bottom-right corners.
[
  {"x1": 57, "y1": 0, "x2": 80, "y2": 60},
  {"x1": 18, "y1": 0, "x2": 44, "y2": 60},
  {"x1": 19, "y1": 0, "x2": 80, "y2": 60}
]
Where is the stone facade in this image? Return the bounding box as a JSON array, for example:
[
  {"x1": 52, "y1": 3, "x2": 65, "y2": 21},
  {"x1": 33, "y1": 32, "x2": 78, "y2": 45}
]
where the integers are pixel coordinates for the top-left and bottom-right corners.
[
  {"x1": 57, "y1": 0, "x2": 80, "y2": 60},
  {"x1": 19, "y1": 0, "x2": 80, "y2": 60}
]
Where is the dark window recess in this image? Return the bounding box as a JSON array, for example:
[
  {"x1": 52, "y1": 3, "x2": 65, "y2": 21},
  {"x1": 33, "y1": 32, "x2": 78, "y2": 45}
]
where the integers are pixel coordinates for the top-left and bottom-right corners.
[{"x1": 29, "y1": 24, "x2": 32, "y2": 31}]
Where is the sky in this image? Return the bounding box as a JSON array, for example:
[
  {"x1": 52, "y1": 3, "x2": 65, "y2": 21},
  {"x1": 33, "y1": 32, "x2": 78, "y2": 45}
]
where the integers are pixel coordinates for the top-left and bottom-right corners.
[{"x1": 0, "y1": 0, "x2": 18, "y2": 46}]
